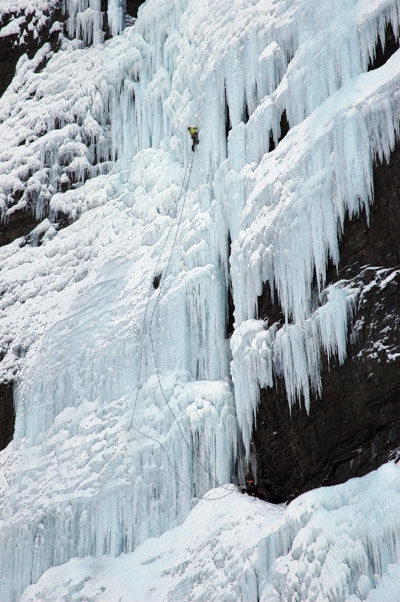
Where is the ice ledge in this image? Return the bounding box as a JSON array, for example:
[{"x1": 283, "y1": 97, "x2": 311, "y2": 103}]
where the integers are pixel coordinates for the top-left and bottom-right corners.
[{"x1": 20, "y1": 462, "x2": 400, "y2": 602}]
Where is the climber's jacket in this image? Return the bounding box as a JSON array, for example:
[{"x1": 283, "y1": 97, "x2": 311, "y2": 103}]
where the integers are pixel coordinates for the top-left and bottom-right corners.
[
  {"x1": 241, "y1": 480, "x2": 258, "y2": 497},
  {"x1": 188, "y1": 126, "x2": 199, "y2": 151}
]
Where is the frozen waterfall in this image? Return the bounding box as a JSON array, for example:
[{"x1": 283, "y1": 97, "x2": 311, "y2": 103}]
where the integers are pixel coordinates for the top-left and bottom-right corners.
[{"x1": 1, "y1": 0, "x2": 400, "y2": 599}]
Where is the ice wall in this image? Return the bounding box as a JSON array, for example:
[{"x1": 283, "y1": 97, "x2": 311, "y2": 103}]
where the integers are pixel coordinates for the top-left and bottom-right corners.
[
  {"x1": 0, "y1": 2, "x2": 238, "y2": 596},
  {"x1": 63, "y1": 0, "x2": 130, "y2": 44},
  {"x1": 1, "y1": 0, "x2": 400, "y2": 598},
  {"x1": 0, "y1": 142, "x2": 236, "y2": 600}
]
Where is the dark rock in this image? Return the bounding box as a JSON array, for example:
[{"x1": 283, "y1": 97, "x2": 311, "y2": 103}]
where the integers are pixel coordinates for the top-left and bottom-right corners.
[
  {"x1": 226, "y1": 286, "x2": 235, "y2": 338},
  {"x1": 0, "y1": 211, "x2": 38, "y2": 247},
  {"x1": 269, "y1": 109, "x2": 290, "y2": 152},
  {"x1": 126, "y1": 1, "x2": 145, "y2": 18},
  {"x1": 368, "y1": 22, "x2": 400, "y2": 72},
  {"x1": 253, "y1": 144, "x2": 400, "y2": 503},
  {"x1": 0, "y1": 382, "x2": 14, "y2": 451}
]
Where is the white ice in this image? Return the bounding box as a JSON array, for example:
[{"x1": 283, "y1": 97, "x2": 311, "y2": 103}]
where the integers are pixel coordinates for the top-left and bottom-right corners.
[{"x1": 20, "y1": 463, "x2": 400, "y2": 602}]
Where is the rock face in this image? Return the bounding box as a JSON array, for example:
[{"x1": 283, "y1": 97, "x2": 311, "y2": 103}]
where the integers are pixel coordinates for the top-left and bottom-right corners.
[
  {"x1": 126, "y1": 0, "x2": 145, "y2": 18},
  {"x1": 254, "y1": 146, "x2": 400, "y2": 503},
  {"x1": 0, "y1": 212, "x2": 39, "y2": 247}
]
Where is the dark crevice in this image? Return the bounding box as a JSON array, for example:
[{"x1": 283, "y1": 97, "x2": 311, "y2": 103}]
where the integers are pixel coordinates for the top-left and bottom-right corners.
[
  {"x1": 244, "y1": 102, "x2": 250, "y2": 125},
  {"x1": 226, "y1": 286, "x2": 235, "y2": 338},
  {"x1": 268, "y1": 109, "x2": 290, "y2": 152},
  {"x1": 153, "y1": 274, "x2": 161, "y2": 289},
  {"x1": 101, "y1": 0, "x2": 112, "y2": 40},
  {"x1": 368, "y1": 22, "x2": 400, "y2": 71},
  {"x1": 224, "y1": 86, "x2": 232, "y2": 141},
  {"x1": 0, "y1": 382, "x2": 14, "y2": 451},
  {"x1": 268, "y1": 130, "x2": 275, "y2": 152},
  {"x1": 286, "y1": 50, "x2": 294, "y2": 64},
  {"x1": 226, "y1": 234, "x2": 235, "y2": 338},
  {"x1": 33, "y1": 54, "x2": 51, "y2": 74},
  {"x1": 278, "y1": 109, "x2": 290, "y2": 143},
  {"x1": 126, "y1": 0, "x2": 145, "y2": 18},
  {"x1": 257, "y1": 281, "x2": 285, "y2": 326},
  {"x1": 53, "y1": 212, "x2": 72, "y2": 232}
]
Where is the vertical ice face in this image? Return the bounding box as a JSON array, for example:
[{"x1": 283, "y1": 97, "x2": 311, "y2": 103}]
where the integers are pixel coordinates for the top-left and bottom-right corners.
[
  {"x1": 62, "y1": 0, "x2": 137, "y2": 45},
  {"x1": 1, "y1": 0, "x2": 400, "y2": 599},
  {"x1": 107, "y1": 0, "x2": 126, "y2": 36},
  {"x1": 64, "y1": 0, "x2": 105, "y2": 45}
]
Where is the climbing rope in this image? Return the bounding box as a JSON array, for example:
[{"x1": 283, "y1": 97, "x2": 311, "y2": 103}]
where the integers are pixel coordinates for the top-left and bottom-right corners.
[
  {"x1": 128, "y1": 153, "x2": 194, "y2": 431},
  {"x1": 128, "y1": 148, "x2": 235, "y2": 502},
  {"x1": 129, "y1": 423, "x2": 235, "y2": 501}
]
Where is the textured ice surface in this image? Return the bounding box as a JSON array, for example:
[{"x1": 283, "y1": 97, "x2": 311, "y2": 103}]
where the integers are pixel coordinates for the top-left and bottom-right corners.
[
  {"x1": 1, "y1": 0, "x2": 400, "y2": 599},
  {"x1": 20, "y1": 464, "x2": 400, "y2": 602}
]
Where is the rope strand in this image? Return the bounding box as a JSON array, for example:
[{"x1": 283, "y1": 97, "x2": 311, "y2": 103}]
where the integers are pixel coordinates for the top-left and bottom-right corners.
[
  {"x1": 128, "y1": 156, "x2": 193, "y2": 431},
  {"x1": 128, "y1": 149, "x2": 235, "y2": 502}
]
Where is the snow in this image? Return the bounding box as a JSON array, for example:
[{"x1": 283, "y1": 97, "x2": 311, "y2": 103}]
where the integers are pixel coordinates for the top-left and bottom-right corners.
[
  {"x1": 0, "y1": 16, "x2": 25, "y2": 38},
  {"x1": 0, "y1": 0, "x2": 400, "y2": 599},
  {"x1": 0, "y1": 0, "x2": 57, "y2": 47},
  {"x1": 349, "y1": 266, "x2": 400, "y2": 363},
  {"x1": 19, "y1": 463, "x2": 400, "y2": 601}
]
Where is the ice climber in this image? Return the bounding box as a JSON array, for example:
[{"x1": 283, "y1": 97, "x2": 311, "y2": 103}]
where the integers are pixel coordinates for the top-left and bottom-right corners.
[
  {"x1": 188, "y1": 126, "x2": 199, "y2": 151},
  {"x1": 242, "y1": 480, "x2": 258, "y2": 497}
]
